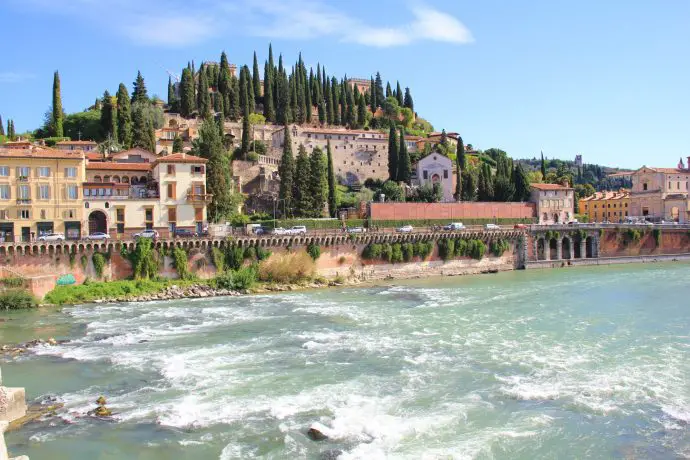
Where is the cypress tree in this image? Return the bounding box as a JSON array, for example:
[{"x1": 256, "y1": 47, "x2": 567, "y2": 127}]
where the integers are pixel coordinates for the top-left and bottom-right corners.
[
  {"x1": 461, "y1": 169, "x2": 477, "y2": 201},
  {"x1": 131, "y1": 105, "x2": 150, "y2": 151},
  {"x1": 309, "y1": 146, "x2": 328, "y2": 217},
  {"x1": 100, "y1": 90, "x2": 118, "y2": 142},
  {"x1": 196, "y1": 117, "x2": 237, "y2": 222},
  {"x1": 339, "y1": 80, "x2": 346, "y2": 126},
  {"x1": 247, "y1": 65, "x2": 256, "y2": 112},
  {"x1": 10, "y1": 120, "x2": 15, "y2": 140},
  {"x1": 52, "y1": 70, "x2": 64, "y2": 137},
  {"x1": 331, "y1": 77, "x2": 340, "y2": 125},
  {"x1": 0, "y1": 115, "x2": 5, "y2": 136},
  {"x1": 241, "y1": 80, "x2": 250, "y2": 157},
  {"x1": 263, "y1": 61, "x2": 275, "y2": 121},
  {"x1": 116, "y1": 84, "x2": 132, "y2": 148},
  {"x1": 229, "y1": 75, "x2": 240, "y2": 120},
  {"x1": 541, "y1": 152, "x2": 547, "y2": 180},
  {"x1": 326, "y1": 140, "x2": 337, "y2": 217},
  {"x1": 278, "y1": 125, "x2": 295, "y2": 214},
  {"x1": 317, "y1": 88, "x2": 326, "y2": 125},
  {"x1": 387, "y1": 124, "x2": 398, "y2": 181},
  {"x1": 395, "y1": 81, "x2": 403, "y2": 106},
  {"x1": 478, "y1": 163, "x2": 494, "y2": 201},
  {"x1": 197, "y1": 66, "x2": 212, "y2": 118},
  {"x1": 370, "y1": 76, "x2": 377, "y2": 111},
  {"x1": 180, "y1": 68, "x2": 195, "y2": 118},
  {"x1": 397, "y1": 128, "x2": 411, "y2": 183},
  {"x1": 513, "y1": 163, "x2": 531, "y2": 201},
  {"x1": 325, "y1": 78, "x2": 333, "y2": 125},
  {"x1": 357, "y1": 93, "x2": 367, "y2": 128},
  {"x1": 167, "y1": 77, "x2": 175, "y2": 106},
  {"x1": 305, "y1": 68, "x2": 313, "y2": 123},
  {"x1": 172, "y1": 136, "x2": 184, "y2": 153},
  {"x1": 131, "y1": 71, "x2": 148, "y2": 104},
  {"x1": 346, "y1": 83, "x2": 355, "y2": 127},
  {"x1": 296, "y1": 68, "x2": 306, "y2": 124},
  {"x1": 455, "y1": 136, "x2": 465, "y2": 200},
  {"x1": 276, "y1": 70, "x2": 289, "y2": 124},
  {"x1": 385, "y1": 82, "x2": 392, "y2": 98},
  {"x1": 218, "y1": 51, "x2": 232, "y2": 119},
  {"x1": 289, "y1": 71, "x2": 297, "y2": 122},
  {"x1": 403, "y1": 87, "x2": 414, "y2": 111},
  {"x1": 374, "y1": 72, "x2": 385, "y2": 109},
  {"x1": 293, "y1": 145, "x2": 312, "y2": 217},
  {"x1": 239, "y1": 66, "x2": 248, "y2": 112},
  {"x1": 252, "y1": 51, "x2": 262, "y2": 105}
]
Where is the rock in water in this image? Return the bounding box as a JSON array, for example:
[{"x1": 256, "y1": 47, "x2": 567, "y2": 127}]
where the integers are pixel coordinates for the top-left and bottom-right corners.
[
  {"x1": 320, "y1": 449, "x2": 343, "y2": 460},
  {"x1": 307, "y1": 422, "x2": 331, "y2": 441}
]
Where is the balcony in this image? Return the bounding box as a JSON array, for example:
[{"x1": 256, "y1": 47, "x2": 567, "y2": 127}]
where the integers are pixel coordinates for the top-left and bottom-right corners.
[
  {"x1": 187, "y1": 191, "x2": 213, "y2": 203},
  {"x1": 17, "y1": 176, "x2": 29, "y2": 182},
  {"x1": 16, "y1": 198, "x2": 31, "y2": 205}
]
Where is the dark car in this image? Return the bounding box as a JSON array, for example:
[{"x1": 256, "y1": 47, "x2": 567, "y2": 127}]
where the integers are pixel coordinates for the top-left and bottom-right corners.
[{"x1": 174, "y1": 228, "x2": 196, "y2": 238}]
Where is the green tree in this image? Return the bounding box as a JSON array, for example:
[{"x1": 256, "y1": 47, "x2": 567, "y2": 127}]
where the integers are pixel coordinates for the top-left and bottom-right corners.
[
  {"x1": 100, "y1": 90, "x2": 118, "y2": 142},
  {"x1": 478, "y1": 163, "x2": 494, "y2": 201},
  {"x1": 326, "y1": 140, "x2": 337, "y2": 217},
  {"x1": 52, "y1": 71, "x2": 64, "y2": 137},
  {"x1": 180, "y1": 68, "x2": 195, "y2": 118},
  {"x1": 374, "y1": 72, "x2": 385, "y2": 107},
  {"x1": 276, "y1": 70, "x2": 290, "y2": 125},
  {"x1": 172, "y1": 136, "x2": 184, "y2": 153},
  {"x1": 197, "y1": 66, "x2": 212, "y2": 118},
  {"x1": 541, "y1": 152, "x2": 547, "y2": 180},
  {"x1": 387, "y1": 124, "x2": 398, "y2": 181},
  {"x1": 383, "y1": 96, "x2": 401, "y2": 120},
  {"x1": 241, "y1": 78, "x2": 250, "y2": 157},
  {"x1": 369, "y1": 76, "x2": 377, "y2": 111},
  {"x1": 0, "y1": 115, "x2": 4, "y2": 136},
  {"x1": 64, "y1": 111, "x2": 101, "y2": 142},
  {"x1": 195, "y1": 117, "x2": 238, "y2": 221},
  {"x1": 309, "y1": 147, "x2": 328, "y2": 217},
  {"x1": 461, "y1": 168, "x2": 477, "y2": 201},
  {"x1": 131, "y1": 71, "x2": 149, "y2": 105},
  {"x1": 167, "y1": 76, "x2": 175, "y2": 107},
  {"x1": 278, "y1": 125, "x2": 295, "y2": 214},
  {"x1": 397, "y1": 128, "x2": 411, "y2": 183},
  {"x1": 357, "y1": 93, "x2": 367, "y2": 128},
  {"x1": 380, "y1": 180, "x2": 404, "y2": 201},
  {"x1": 116, "y1": 83, "x2": 132, "y2": 148},
  {"x1": 229, "y1": 75, "x2": 240, "y2": 120},
  {"x1": 403, "y1": 87, "x2": 413, "y2": 111},
  {"x1": 131, "y1": 103, "x2": 155, "y2": 152},
  {"x1": 263, "y1": 61, "x2": 275, "y2": 121},
  {"x1": 455, "y1": 136, "x2": 465, "y2": 200},
  {"x1": 252, "y1": 51, "x2": 262, "y2": 105},
  {"x1": 293, "y1": 145, "x2": 312, "y2": 216},
  {"x1": 512, "y1": 163, "x2": 531, "y2": 201},
  {"x1": 493, "y1": 174, "x2": 515, "y2": 201},
  {"x1": 395, "y1": 81, "x2": 404, "y2": 106}
]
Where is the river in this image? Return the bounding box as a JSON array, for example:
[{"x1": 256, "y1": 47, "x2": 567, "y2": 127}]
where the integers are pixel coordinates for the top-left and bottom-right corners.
[{"x1": 1, "y1": 263, "x2": 689, "y2": 459}]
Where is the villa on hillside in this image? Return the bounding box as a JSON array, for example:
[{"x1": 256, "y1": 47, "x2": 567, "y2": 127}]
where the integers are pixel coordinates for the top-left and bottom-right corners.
[{"x1": 530, "y1": 183, "x2": 575, "y2": 224}]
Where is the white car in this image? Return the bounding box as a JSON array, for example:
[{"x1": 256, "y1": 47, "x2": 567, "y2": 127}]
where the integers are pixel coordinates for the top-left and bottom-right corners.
[
  {"x1": 134, "y1": 229, "x2": 159, "y2": 239},
  {"x1": 38, "y1": 232, "x2": 65, "y2": 242},
  {"x1": 443, "y1": 222, "x2": 465, "y2": 231},
  {"x1": 396, "y1": 225, "x2": 413, "y2": 233},
  {"x1": 272, "y1": 227, "x2": 288, "y2": 235},
  {"x1": 288, "y1": 225, "x2": 307, "y2": 235},
  {"x1": 86, "y1": 232, "x2": 110, "y2": 240},
  {"x1": 347, "y1": 227, "x2": 366, "y2": 233},
  {"x1": 484, "y1": 223, "x2": 500, "y2": 230}
]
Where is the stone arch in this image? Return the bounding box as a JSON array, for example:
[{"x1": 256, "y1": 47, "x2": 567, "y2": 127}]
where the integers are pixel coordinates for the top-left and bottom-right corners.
[
  {"x1": 586, "y1": 236, "x2": 594, "y2": 258},
  {"x1": 88, "y1": 210, "x2": 108, "y2": 235},
  {"x1": 562, "y1": 237, "x2": 572, "y2": 260},
  {"x1": 549, "y1": 238, "x2": 558, "y2": 260}
]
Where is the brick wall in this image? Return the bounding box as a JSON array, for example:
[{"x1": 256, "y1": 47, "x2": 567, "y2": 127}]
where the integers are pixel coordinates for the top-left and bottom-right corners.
[{"x1": 370, "y1": 202, "x2": 536, "y2": 221}]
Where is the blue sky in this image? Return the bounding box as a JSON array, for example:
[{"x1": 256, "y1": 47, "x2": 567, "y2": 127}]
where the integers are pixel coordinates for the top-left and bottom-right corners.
[{"x1": 1, "y1": 0, "x2": 688, "y2": 169}]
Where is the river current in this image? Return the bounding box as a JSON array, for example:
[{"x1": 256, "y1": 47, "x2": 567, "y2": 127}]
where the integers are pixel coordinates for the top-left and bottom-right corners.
[{"x1": 2, "y1": 263, "x2": 689, "y2": 459}]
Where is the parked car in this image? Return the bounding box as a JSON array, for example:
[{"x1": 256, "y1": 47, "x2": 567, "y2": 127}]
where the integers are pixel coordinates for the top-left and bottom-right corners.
[
  {"x1": 85, "y1": 232, "x2": 110, "y2": 241},
  {"x1": 513, "y1": 223, "x2": 527, "y2": 229},
  {"x1": 272, "y1": 227, "x2": 288, "y2": 235},
  {"x1": 174, "y1": 228, "x2": 196, "y2": 238},
  {"x1": 443, "y1": 222, "x2": 465, "y2": 231},
  {"x1": 484, "y1": 223, "x2": 500, "y2": 230},
  {"x1": 253, "y1": 226, "x2": 269, "y2": 235},
  {"x1": 288, "y1": 225, "x2": 307, "y2": 235},
  {"x1": 567, "y1": 219, "x2": 579, "y2": 225},
  {"x1": 134, "y1": 229, "x2": 159, "y2": 240},
  {"x1": 396, "y1": 225, "x2": 414, "y2": 233},
  {"x1": 347, "y1": 226, "x2": 366, "y2": 233},
  {"x1": 38, "y1": 232, "x2": 65, "y2": 242}
]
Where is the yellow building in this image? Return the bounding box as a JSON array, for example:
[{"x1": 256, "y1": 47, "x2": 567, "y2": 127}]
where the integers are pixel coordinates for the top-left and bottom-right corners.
[
  {"x1": 579, "y1": 189, "x2": 630, "y2": 223},
  {"x1": 0, "y1": 145, "x2": 86, "y2": 242}
]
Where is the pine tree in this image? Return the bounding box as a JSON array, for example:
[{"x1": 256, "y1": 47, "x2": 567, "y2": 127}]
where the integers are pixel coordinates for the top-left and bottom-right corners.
[
  {"x1": 293, "y1": 145, "x2": 312, "y2": 217},
  {"x1": 100, "y1": 90, "x2": 118, "y2": 142},
  {"x1": 115, "y1": 84, "x2": 132, "y2": 148},
  {"x1": 461, "y1": 169, "x2": 477, "y2": 201},
  {"x1": 512, "y1": 163, "x2": 531, "y2": 201},
  {"x1": 167, "y1": 76, "x2": 175, "y2": 106},
  {"x1": 403, "y1": 87, "x2": 414, "y2": 111},
  {"x1": 326, "y1": 140, "x2": 337, "y2": 217},
  {"x1": 0, "y1": 115, "x2": 4, "y2": 136},
  {"x1": 370, "y1": 76, "x2": 377, "y2": 111},
  {"x1": 541, "y1": 152, "x2": 547, "y2": 180},
  {"x1": 131, "y1": 105, "x2": 152, "y2": 151},
  {"x1": 374, "y1": 72, "x2": 385, "y2": 109},
  {"x1": 131, "y1": 71, "x2": 148, "y2": 104},
  {"x1": 229, "y1": 75, "x2": 240, "y2": 120},
  {"x1": 309, "y1": 146, "x2": 328, "y2": 217},
  {"x1": 252, "y1": 51, "x2": 262, "y2": 105},
  {"x1": 357, "y1": 93, "x2": 367, "y2": 128},
  {"x1": 397, "y1": 128, "x2": 411, "y2": 183},
  {"x1": 172, "y1": 136, "x2": 184, "y2": 153},
  {"x1": 478, "y1": 163, "x2": 494, "y2": 201},
  {"x1": 196, "y1": 117, "x2": 237, "y2": 222},
  {"x1": 278, "y1": 125, "x2": 295, "y2": 214},
  {"x1": 197, "y1": 66, "x2": 212, "y2": 118},
  {"x1": 385, "y1": 82, "x2": 392, "y2": 98},
  {"x1": 241, "y1": 79, "x2": 250, "y2": 157},
  {"x1": 263, "y1": 61, "x2": 275, "y2": 121},
  {"x1": 387, "y1": 124, "x2": 398, "y2": 181},
  {"x1": 52, "y1": 71, "x2": 64, "y2": 137},
  {"x1": 180, "y1": 68, "x2": 195, "y2": 118},
  {"x1": 395, "y1": 81, "x2": 403, "y2": 106},
  {"x1": 331, "y1": 77, "x2": 340, "y2": 125},
  {"x1": 276, "y1": 70, "x2": 290, "y2": 124},
  {"x1": 455, "y1": 136, "x2": 465, "y2": 200}
]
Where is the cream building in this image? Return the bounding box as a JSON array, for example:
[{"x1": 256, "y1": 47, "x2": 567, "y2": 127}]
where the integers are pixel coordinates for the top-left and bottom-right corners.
[
  {"x1": 629, "y1": 160, "x2": 690, "y2": 222},
  {"x1": 413, "y1": 153, "x2": 454, "y2": 202},
  {"x1": 530, "y1": 183, "x2": 575, "y2": 224},
  {"x1": 83, "y1": 152, "x2": 210, "y2": 238},
  {"x1": 0, "y1": 145, "x2": 85, "y2": 242}
]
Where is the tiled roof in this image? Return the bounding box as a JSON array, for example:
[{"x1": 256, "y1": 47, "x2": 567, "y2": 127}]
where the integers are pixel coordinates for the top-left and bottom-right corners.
[
  {"x1": 0, "y1": 147, "x2": 85, "y2": 160},
  {"x1": 86, "y1": 162, "x2": 151, "y2": 171},
  {"x1": 152, "y1": 153, "x2": 207, "y2": 164},
  {"x1": 86, "y1": 152, "x2": 107, "y2": 160},
  {"x1": 530, "y1": 183, "x2": 572, "y2": 191},
  {"x1": 56, "y1": 140, "x2": 97, "y2": 145}
]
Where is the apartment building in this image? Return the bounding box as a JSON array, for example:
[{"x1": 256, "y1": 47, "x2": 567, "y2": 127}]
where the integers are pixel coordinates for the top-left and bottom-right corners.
[{"x1": 579, "y1": 189, "x2": 630, "y2": 223}]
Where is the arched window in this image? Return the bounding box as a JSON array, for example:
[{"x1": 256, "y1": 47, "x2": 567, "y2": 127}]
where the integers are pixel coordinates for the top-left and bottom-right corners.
[
  {"x1": 113, "y1": 176, "x2": 120, "y2": 183},
  {"x1": 103, "y1": 175, "x2": 110, "y2": 183},
  {"x1": 94, "y1": 175, "x2": 102, "y2": 182},
  {"x1": 122, "y1": 176, "x2": 130, "y2": 184}
]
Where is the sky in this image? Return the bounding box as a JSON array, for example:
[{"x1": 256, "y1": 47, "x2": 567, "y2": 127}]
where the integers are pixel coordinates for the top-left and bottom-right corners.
[{"x1": 0, "y1": 0, "x2": 689, "y2": 169}]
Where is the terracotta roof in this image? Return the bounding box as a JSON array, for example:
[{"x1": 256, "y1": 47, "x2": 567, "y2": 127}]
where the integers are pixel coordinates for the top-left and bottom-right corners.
[
  {"x1": 530, "y1": 183, "x2": 572, "y2": 191},
  {"x1": 86, "y1": 152, "x2": 107, "y2": 160},
  {"x1": 0, "y1": 147, "x2": 85, "y2": 160},
  {"x1": 56, "y1": 140, "x2": 97, "y2": 145},
  {"x1": 635, "y1": 166, "x2": 688, "y2": 174},
  {"x1": 152, "y1": 153, "x2": 207, "y2": 164},
  {"x1": 86, "y1": 162, "x2": 151, "y2": 171},
  {"x1": 3, "y1": 140, "x2": 32, "y2": 146}
]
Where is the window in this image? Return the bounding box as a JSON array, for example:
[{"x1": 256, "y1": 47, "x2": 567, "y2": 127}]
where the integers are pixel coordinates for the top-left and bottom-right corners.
[
  {"x1": 84, "y1": 189, "x2": 91, "y2": 197},
  {"x1": 669, "y1": 181, "x2": 671, "y2": 189},
  {"x1": 167, "y1": 182, "x2": 176, "y2": 199},
  {"x1": 17, "y1": 166, "x2": 30, "y2": 179},
  {"x1": 19, "y1": 209, "x2": 30, "y2": 219},
  {"x1": 423, "y1": 170, "x2": 428, "y2": 179},
  {"x1": 643, "y1": 183, "x2": 648, "y2": 191},
  {"x1": 18, "y1": 185, "x2": 30, "y2": 200},
  {"x1": 40, "y1": 210, "x2": 47, "y2": 219},
  {"x1": 168, "y1": 207, "x2": 177, "y2": 233},
  {"x1": 443, "y1": 170, "x2": 448, "y2": 179},
  {"x1": 167, "y1": 164, "x2": 176, "y2": 175},
  {"x1": 39, "y1": 185, "x2": 50, "y2": 200},
  {"x1": 192, "y1": 165, "x2": 204, "y2": 174},
  {"x1": 37, "y1": 167, "x2": 50, "y2": 177},
  {"x1": 145, "y1": 208, "x2": 153, "y2": 230},
  {"x1": 0, "y1": 166, "x2": 8, "y2": 176},
  {"x1": 67, "y1": 185, "x2": 78, "y2": 199},
  {"x1": 0, "y1": 185, "x2": 9, "y2": 200},
  {"x1": 677, "y1": 182, "x2": 680, "y2": 189}
]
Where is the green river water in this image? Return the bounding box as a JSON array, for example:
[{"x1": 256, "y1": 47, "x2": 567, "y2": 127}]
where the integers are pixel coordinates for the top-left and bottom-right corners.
[{"x1": 1, "y1": 262, "x2": 689, "y2": 459}]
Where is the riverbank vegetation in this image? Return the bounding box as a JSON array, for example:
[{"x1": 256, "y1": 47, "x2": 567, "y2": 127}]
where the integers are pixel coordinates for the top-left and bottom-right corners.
[
  {"x1": 44, "y1": 279, "x2": 196, "y2": 305},
  {"x1": 0, "y1": 289, "x2": 37, "y2": 310}
]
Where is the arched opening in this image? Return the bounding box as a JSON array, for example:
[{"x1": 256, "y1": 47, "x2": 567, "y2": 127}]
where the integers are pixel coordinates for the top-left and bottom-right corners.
[
  {"x1": 537, "y1": 238, "x2": 547, "y2": 260},
  {"x1": 585, "y1": 237, "x2": 594, "y2": 258},
  {"x1": 113, "y1": 175, "x2": 121, "y2": 183},
  {"x1": 574, "y1": 237, "x2": 582, "y2": 259},
  {"x1": 122, "y1": 176, "x2": 130, "y2": 184},
  {"x1": 131, "y1": 177, "x2": 139, "y2": 185},
  {"x1": 94, "y1": 175, "x2": 102, "y2": 182},
  {"x1": 549, "y1": 238, "x2": 558, "y2": 260},
  {"x1": 103, "y1": 175, "x2": 111, "y2": 183},
  {"x1": 553, "y1": 213, "x2": 560, "y2": 224},
  {"x1": 562, "y1": 238, "x2": 571, "y2": 260},
  {"x1": 542, "y1": 212, "x2": 548, "y2": 223},
  {"x1": 88, "y1": 210, "x2": 108, "y2": 235}
]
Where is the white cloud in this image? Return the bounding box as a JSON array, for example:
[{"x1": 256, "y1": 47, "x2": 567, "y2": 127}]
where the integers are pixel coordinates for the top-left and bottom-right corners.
[
  {"x1": 119, "y1": 15, "x2": 218, "y2": 46},
  {"x1": 0, "y1": 72, "x2": 36, "y2": 83}
]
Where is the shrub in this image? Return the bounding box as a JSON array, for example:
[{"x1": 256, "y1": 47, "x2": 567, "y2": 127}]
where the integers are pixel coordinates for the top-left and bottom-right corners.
[
  {"x1": 0, "y1": 289, "x2": 37, "y2": 310},
  {"x1": 121, "y1": 238, "x2": 158, "y2": 280},
  {"x1": 92, "y1": 252, "x2": 106, "y2": 278},
  {"x1": 414, "y1": 241, "x2": 433, "y2": 259},
  {"x1": 172, "y1": 247, "x2": 192, "y2": 280},
  {"x1": 256, "y1": 246, "x2": 271, "y2": 261},
  {"x1": 455, "y1": 239, "x2": 468, "y2": 257},
  {"x1": 362, "y1": 243, "x2": 382, "y2": 259},
  {"x1": 391, "y1": 243, "x2": 403, "y2": 263},
  {"x1": 653, "y1": 228, "x2": 661, "y2": 247},
  {"x1": 212, "y1": 266, "x2": 257, "y2": 290},
  {"x1": 437, "y1": 238, "x2": 455, "y2": 261},
  {"x1": 0, "y1": 277, "x2": 25, "y2": 288},
  {"x1": 468, "y1": 239, "x2": 487, "y2": 260},
  {"x1": 401, "y1": 243, "x2": 414, "y2": 262},
  {"x1": 306, "y1": 243, "x2": 321, "y2": 261},
  {"x1": 80, "y1": 254, "x2": 88, "y2": 270},
  {"x1": 380, "y1": 243, "x2": 393, "y2": 263},
  {"x1": 490, "y1": 238, "x2": 510, "y2": 257},
  {"x1": 44, "y1": 279, "x2": 183, "y2": 305},
  {"x1": 624, "y1": 229, "x2": 641, "y2": 244},
  {"x1": 211, "y1": 247, "x2": 225, "y2": 272},
  {"x1": 226, "y1": 246, "x2": 245, "y2": 270},
  {"x1": 244, "y1": 246, "x2": 256, "y2": 260},
  {"x1": 258, "y1": 252, "x2": 315, "y2": 283},
  {"x1": 338, "y1": 255, "x2": 347, "y2": 265}
]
